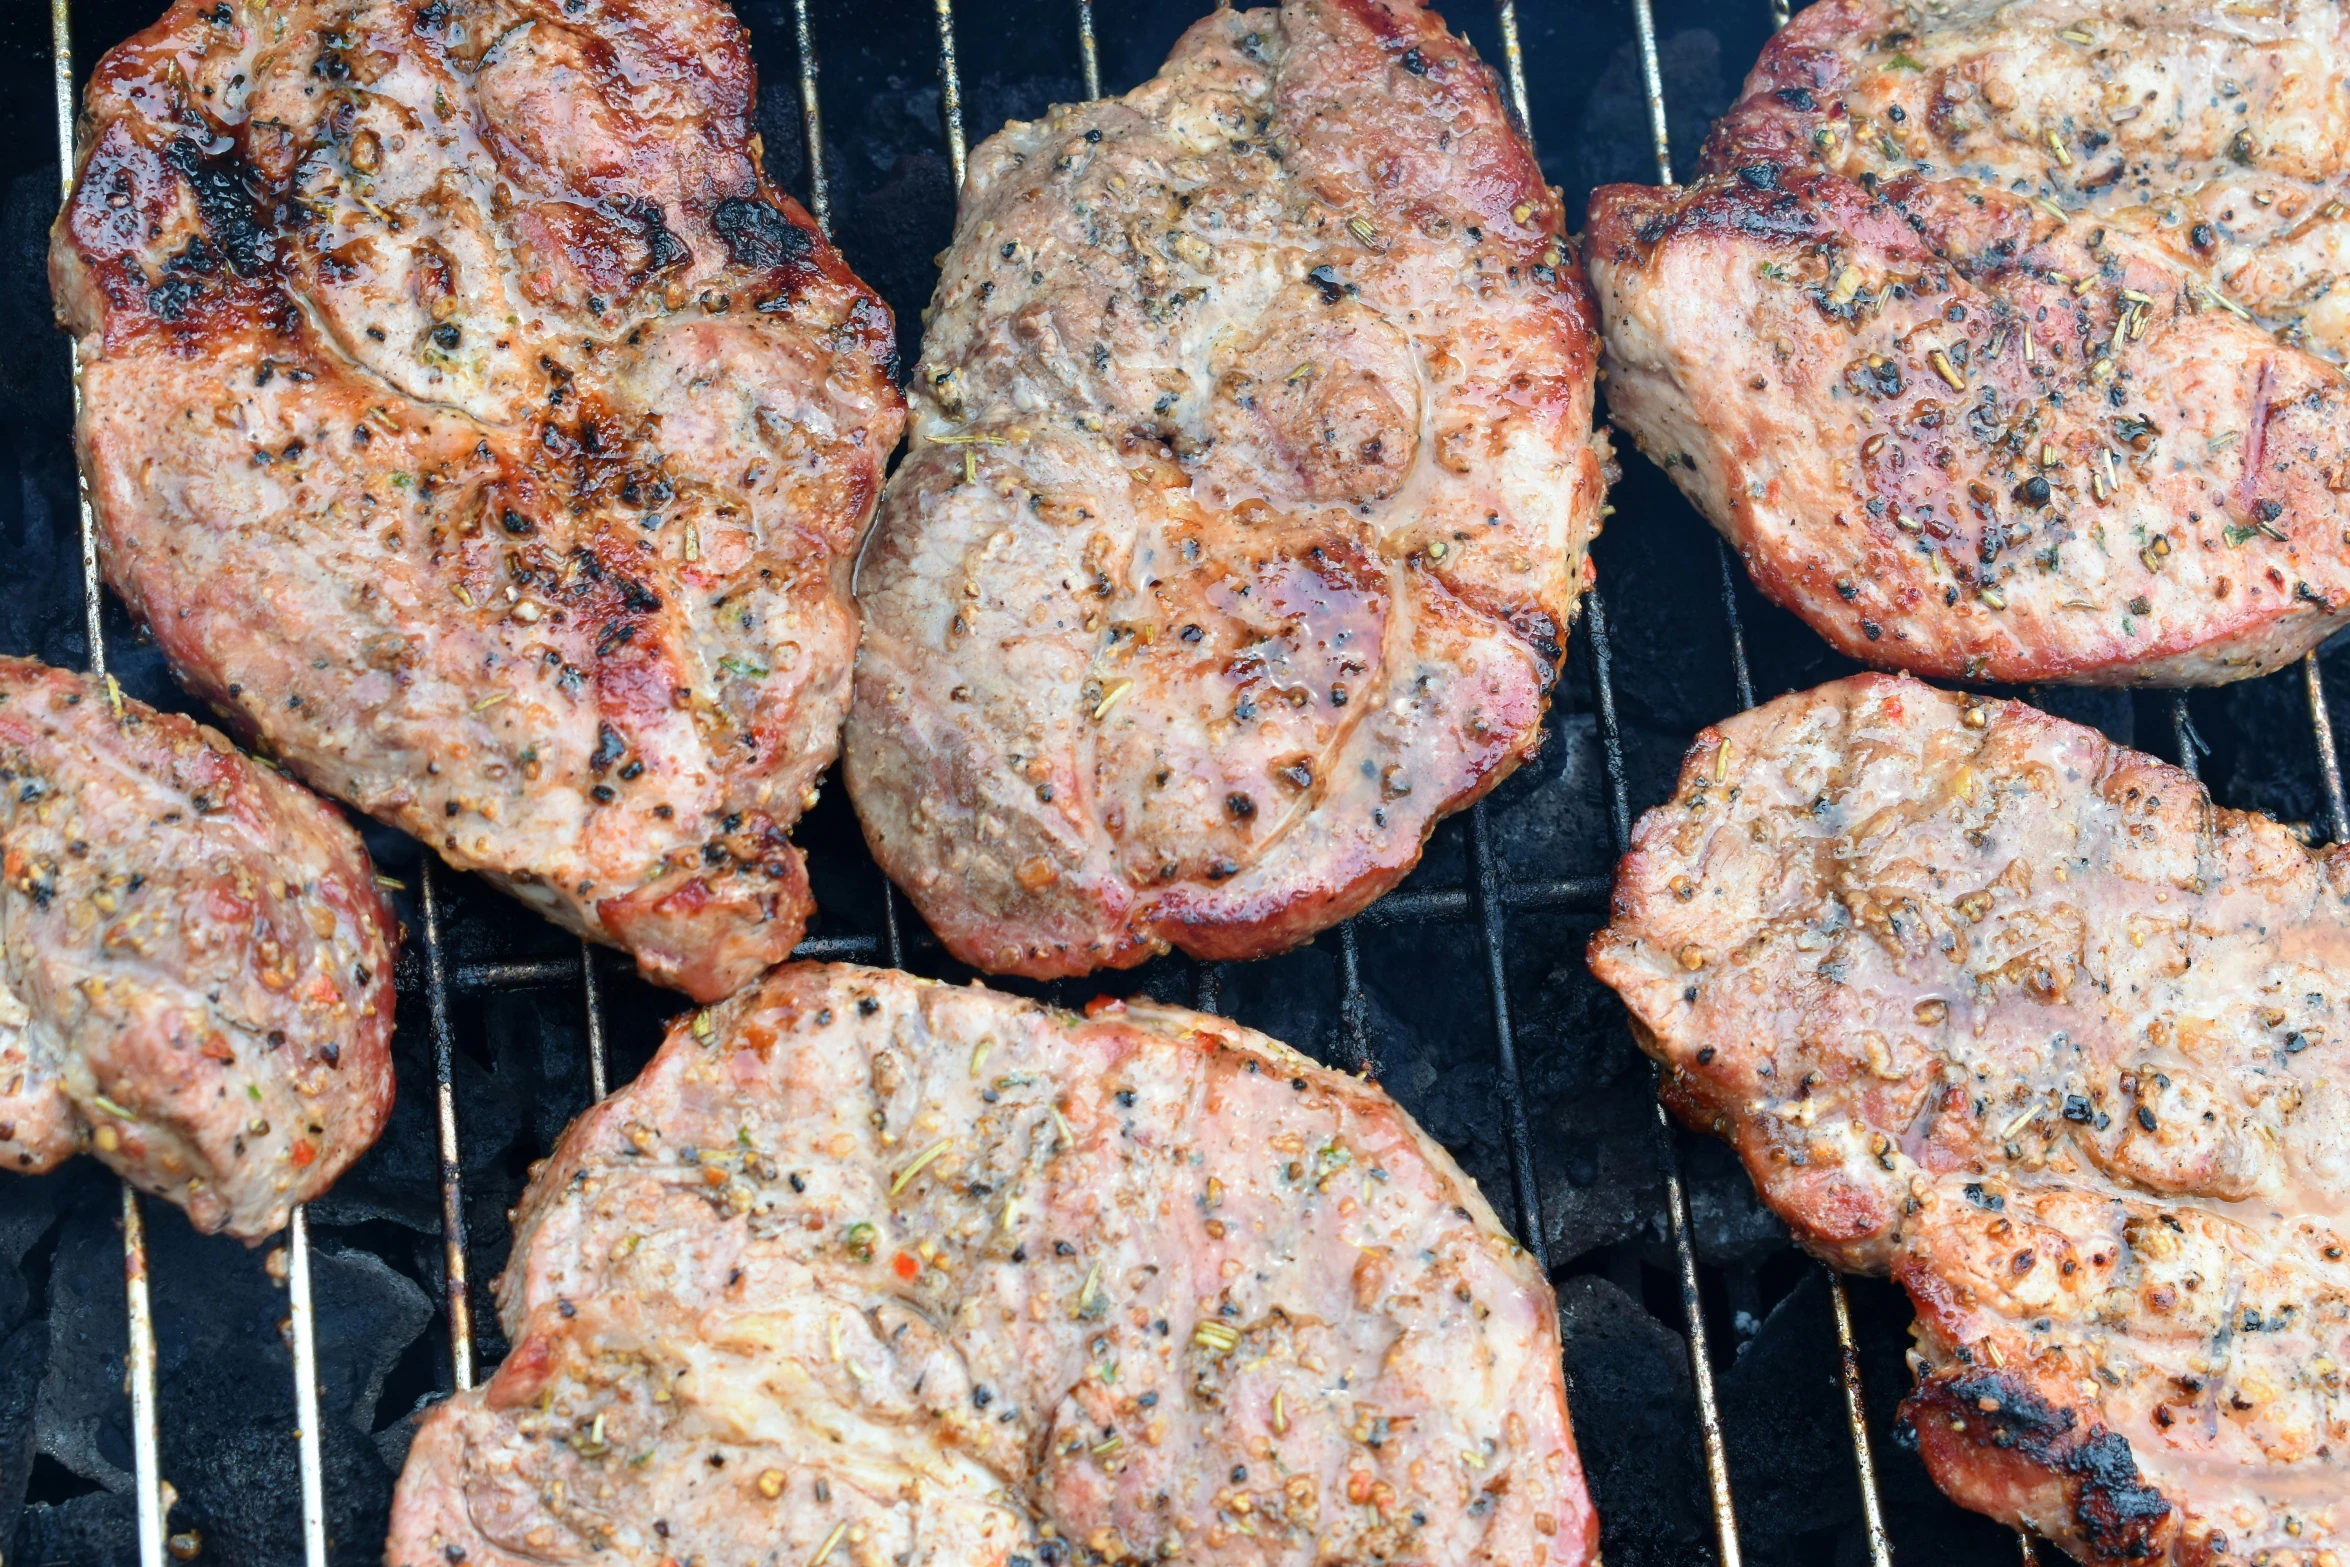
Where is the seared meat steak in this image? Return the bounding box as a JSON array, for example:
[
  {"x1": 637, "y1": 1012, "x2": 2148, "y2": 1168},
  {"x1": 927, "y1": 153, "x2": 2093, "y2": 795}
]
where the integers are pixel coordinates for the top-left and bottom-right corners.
[
  {"x1": 848, "y1": 0, "x2": 1608, "y2": 977},
  {"x1": 53, "y1": 0, "x2": 904, "y2": 1001},
  {"x1": 388, "y1": 963, "x2": 1594, "y2": 1567},
  {"x1": 1589, "y1": 674, "x2": 2350, "y2": 1564},
  {"x1": 0, "y1": 657, "x2": 394, "y2": 1240},
  {"x1": 1585, "y1": 0, "x2": 2350, "y2": 686}
]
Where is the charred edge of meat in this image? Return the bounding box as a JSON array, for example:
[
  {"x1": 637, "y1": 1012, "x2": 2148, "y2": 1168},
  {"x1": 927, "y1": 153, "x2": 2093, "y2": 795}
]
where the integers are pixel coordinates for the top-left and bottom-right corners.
[
  {"x1": 1901, "y1": 1366, "x2": 2176, "y2": 1561},
  {"x1": 711, "y1": 197, "x2": 815, "y2": 273},
  {"x1": 161, "y1": 135, "x2": 274, "y2": 278}
]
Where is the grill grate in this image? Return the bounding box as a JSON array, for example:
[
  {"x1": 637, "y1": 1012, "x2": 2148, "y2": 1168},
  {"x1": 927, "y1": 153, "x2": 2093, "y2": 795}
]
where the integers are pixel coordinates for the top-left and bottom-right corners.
[{"x1": 29, "y1": 1, "x2": 2350, "y2": 1564}]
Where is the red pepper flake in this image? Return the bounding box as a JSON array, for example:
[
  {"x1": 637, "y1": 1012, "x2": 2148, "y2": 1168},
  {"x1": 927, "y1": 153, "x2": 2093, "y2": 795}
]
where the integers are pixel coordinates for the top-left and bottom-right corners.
[
  {"x1": 892, "y1": 1251, "x2": 920, "y2": 1280},
  {"x1": 289, "y1": 1139, "x2": 316, "y2": 1168}
]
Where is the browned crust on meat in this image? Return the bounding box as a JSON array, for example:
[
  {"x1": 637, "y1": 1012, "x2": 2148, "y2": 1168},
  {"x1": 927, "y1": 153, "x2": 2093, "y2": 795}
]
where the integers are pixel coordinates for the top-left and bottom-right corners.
[
  {"x1": 1901, "y1": 1281, "x2": 2178, "y2": 1563},
  {"x1": 847, "y1": 0, "x2": 1605, "y2": 977},
  {"x1": 387, "y1": 963, "x2": 1596, "y2": 1566},
  {"x1": 53, "y1": 0, "x2": 904, "y2": 1000},
  {"x1": 0, "y1": 656, "x2": 395, "y2": 1238}
]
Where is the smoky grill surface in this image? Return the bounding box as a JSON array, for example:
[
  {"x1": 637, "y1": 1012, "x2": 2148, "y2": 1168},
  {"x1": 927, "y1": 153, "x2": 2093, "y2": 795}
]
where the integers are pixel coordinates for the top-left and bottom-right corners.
[{"x1": 0, "y1": 1, "x2": 2344, "y2": 1565}]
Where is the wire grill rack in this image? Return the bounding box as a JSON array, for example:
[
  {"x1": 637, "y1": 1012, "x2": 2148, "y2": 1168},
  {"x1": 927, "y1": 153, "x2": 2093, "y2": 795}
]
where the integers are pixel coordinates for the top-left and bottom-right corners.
[{"x1": 35, "y1": 0, "x2": 2350, "y2": 1562}]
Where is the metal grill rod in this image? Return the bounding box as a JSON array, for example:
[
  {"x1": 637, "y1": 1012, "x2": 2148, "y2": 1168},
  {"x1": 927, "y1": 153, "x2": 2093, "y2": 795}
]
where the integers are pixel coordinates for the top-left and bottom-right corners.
[
  {"x1": 446, "y1": 931, "x2": 883, "y2": 996},
  {"x1": 287, "y1": 1207, "x2": 328, "y2": 1567},
  {"x1": 421, "y1": 860, "x2": 475, "y2": 1391},
  {"x1": 52, "y1": 8, "x2": 170, "y2": 1562},
  {"x1": 118, "y1": 1185, "x2": 164, "y2": 1567},
  {"x1": 2306, "y1": 652, "x2": 2350, "y2": 843},
  {"x1": 1470, "y1": 799, "x2": 1548, "y2": 1264},
  {"x1": 792, "y1": 0, "x2": 832, "y2": 234},
  {"x1": 582, "y1": 947, "x2": 610, "y2": 1103},
  {"x1": 935, "y1": 0, "x2": 969, "y2": 190},
  {"x1": 1510, "y1": 0, "x2": 1747, "y2": 1550},
  {"x1": 1077, "y1": 0, "x2": 1101, "y2": 100}
]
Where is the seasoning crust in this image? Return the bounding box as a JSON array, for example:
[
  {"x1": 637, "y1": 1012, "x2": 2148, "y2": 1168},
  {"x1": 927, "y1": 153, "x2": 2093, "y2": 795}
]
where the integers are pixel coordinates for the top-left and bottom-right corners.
[
  {"x1": 387, "y1": 962, "x2": 1595, "y2": 1567},
  {"x1": 0, "y1": 656, "x2": 395, "y2": 1240},
  {"x1": 848, "y1": 0, "x2": 1607, "y2": 977},
  {"x1": 1590, "y1": 673, "x2": 2350, "y2": 1564},
  {"x1": 1585, "y1": 0, "x2": 2350, "y2": 686},
  {"x1": 52, "y1": 0, "x2": 905, "y2": 1000}
]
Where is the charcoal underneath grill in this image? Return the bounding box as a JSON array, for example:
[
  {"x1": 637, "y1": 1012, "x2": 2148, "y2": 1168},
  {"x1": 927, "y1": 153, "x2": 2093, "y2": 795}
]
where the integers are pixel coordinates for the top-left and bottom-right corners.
[{"x1": 2, "y1": 1, "x2": 2348, "y2": 1564}]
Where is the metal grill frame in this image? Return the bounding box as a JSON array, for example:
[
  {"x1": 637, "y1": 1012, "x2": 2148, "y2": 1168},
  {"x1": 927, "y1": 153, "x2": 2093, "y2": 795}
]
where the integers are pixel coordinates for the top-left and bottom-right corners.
[{"x1": 37, "y1": 0, "x2": 2350, "y2": 1562}]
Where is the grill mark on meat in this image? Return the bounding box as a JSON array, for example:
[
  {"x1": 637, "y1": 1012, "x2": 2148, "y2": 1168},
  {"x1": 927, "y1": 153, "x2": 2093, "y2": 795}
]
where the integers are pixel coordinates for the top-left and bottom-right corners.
[
  {"x1": 847, "y1": 0, "x2": 1608, "y2": 978},
  {"x1": 2237, "y1": 354, "x2": 2274, "y2": 526},
  {"x1": 0, "y1": 656, "x2": 395, "y2": 1239},
  {"x1": 53, "y1": 0, "x2": 904, "y2": 1001},
  {"x1": 385, "y1": 963, "x2": 1596, "y2": 1567},
  {"x1": 1591, "y1": 672, "x2": 2350, "y2": 1565}
]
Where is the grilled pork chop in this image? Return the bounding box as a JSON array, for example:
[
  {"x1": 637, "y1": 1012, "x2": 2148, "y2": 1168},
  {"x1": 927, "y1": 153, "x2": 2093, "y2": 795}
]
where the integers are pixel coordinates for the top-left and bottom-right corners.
[
  {"x1": 1589, "y1": 674, "x2": 2350, "y2": 1565},
  {"x1": 52, "y1": 0, "x2": 904, "y2": 1001},
  {"x1": 0, "y1": 657, "x2": 394, "y2": 1240},
  {"x1": 1585, "y1": 0, "x2": 2350, "y2": 686},
  {"x1": 388, "y1": 962, "x2": 1594, "y2": 1567},
  {"x1": 847, "y1": 0, "x2": 1608, "y2": 977}
]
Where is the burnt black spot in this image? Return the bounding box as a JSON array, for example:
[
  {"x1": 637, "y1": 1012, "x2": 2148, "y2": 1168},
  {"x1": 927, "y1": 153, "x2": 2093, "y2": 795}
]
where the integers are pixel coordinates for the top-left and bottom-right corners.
[
  {"x1": 711, "y1": 198, "x2": 815, "y2": 271},
  {"x1": 432, "y1": 322, "x2": 462, "y2": 349},
  {"x1": 147, "y1": 274, "x2": 204, "y2": 322},
  {"x1": 1400, "y1": 47, "x2": 1427, "y2": 75},
  {"x1": 2013, "y1": 476, "x2": 2051, "y2": 507},
  {"x1": 1773, "y1": 86, "x2": 1816, "y2": 110},
  {"x1": 2064, "y1": 1430, "x2": 2175, "y2": 1554},
  {"x1": 1307, "y1": 265, "x2": 1343, "y2": 304},
  {"x1": 168, "y1": 235, "x2": 220, "y2": 276},
  {"x1": 1962, "y1": 1182, "x2": 2004, "y2": 1210},
  {"x1": 612, "y1": 197, "x2": 691, "y2": 275},
  {"x1": 1737, "y1": 163, "x2": 1780, "y2": 192},
  {"x1": 163, "y1": 136, "x2": 274, "y2": 277},
  {"x1": 500, "y1": 509, "x2": 535, "y2": 536},
  {"x1": 615, "y1": 575, "x2": 662, "y2": 614},
  {"x1": 590, "y1": 723, "x2": 627, "y2": 774}
]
